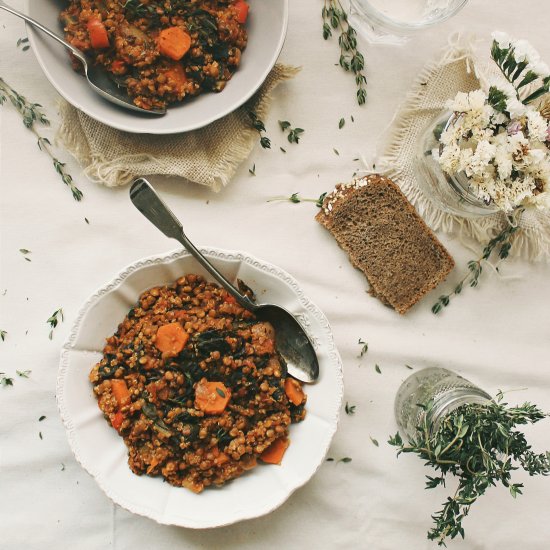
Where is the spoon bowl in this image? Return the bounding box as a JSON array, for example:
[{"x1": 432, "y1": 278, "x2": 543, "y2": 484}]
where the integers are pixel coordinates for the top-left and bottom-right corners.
[
  {"x1": 129, "y1": 178, "x2": 320, "y2": 384},
  {"x1": 0, "y1": 0, "x2": 166, "y2": 116}
]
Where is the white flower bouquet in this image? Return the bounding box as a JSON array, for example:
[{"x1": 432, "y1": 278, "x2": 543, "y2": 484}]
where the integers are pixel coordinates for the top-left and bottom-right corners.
[{"x1": 438, "y1": 32, "x2": 550, "y2": 213}]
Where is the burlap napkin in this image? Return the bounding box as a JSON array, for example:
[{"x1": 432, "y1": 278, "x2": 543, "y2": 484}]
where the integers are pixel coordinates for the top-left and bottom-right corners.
[
  {"x1": 377, "y1": 37, "x2": 550, "y2": 262},
  {"x1": 57, "y1": 64, "x2": 299, "y2": 192}
]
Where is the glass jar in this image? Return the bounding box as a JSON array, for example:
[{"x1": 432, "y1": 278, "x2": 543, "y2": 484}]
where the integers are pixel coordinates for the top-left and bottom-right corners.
[
  {"x1": 414, "y1": 111, "x2": 501, "y2": 218},
  {"x1": 395, "y1": 367, "x2": 492, "y2": 442},
  {"x1": 349, "y1": 0, "x2": 469, "y2": 45}
]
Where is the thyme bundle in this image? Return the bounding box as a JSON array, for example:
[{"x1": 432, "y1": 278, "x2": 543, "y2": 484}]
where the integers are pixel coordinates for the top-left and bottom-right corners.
[
  {"x1": 389, "y1": 395, "x2": 550, "y2": 546},
  {"x1": 0, "y1": 77, "x2": 83, "y2": 201},
  {"x1": 322, "y1": 0, "x2": 367, "y2": 105}
]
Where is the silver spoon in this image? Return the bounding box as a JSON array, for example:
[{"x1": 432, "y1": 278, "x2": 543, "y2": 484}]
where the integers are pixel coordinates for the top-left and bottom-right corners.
[
  {"x1": 0, "y1": 1, "x2": 166, "y2": 116},
  {"x1": 130, "y1": 178, "x2": 320, "y2": 384}
]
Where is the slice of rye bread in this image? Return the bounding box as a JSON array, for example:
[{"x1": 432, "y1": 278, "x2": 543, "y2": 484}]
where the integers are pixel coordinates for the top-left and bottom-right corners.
[{"x1": 316, "y1": 174, "x2": 455, "y2": 314}]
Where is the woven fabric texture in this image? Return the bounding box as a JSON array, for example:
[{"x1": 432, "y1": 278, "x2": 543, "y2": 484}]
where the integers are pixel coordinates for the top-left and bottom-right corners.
[{"x1": 57, "y1": 64, "x2": 299, "y2": 192}]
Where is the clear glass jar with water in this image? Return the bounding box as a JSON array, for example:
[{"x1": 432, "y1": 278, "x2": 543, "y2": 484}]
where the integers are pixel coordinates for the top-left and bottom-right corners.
[{"x1": 349, "y1": 0, "x2": 469, "y2": 44}]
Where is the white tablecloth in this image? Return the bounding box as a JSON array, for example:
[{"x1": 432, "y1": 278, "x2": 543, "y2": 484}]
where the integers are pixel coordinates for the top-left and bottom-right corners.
[{"x1": 1, "y1": 1, "x2": 549, "y2": 549}]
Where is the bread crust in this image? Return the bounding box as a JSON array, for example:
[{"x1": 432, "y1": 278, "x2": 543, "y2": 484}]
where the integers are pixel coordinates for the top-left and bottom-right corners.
[{"x1": 316, "y1": 175, "x2": 455, "y2": 314}]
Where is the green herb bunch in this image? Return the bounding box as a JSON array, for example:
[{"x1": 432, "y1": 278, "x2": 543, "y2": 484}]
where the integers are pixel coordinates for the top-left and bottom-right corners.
[
  {"x1": 389, "y1": 395, "x2": 550, "y2": 546},
  {"x1": 322, "y1": 0, "x2": 367, "y2": 105}
]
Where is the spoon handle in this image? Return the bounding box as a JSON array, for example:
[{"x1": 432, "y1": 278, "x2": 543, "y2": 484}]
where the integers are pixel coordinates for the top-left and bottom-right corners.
[
  {"x1": 0, "y1": 1, "x2": 87, "y2": 64},
  {"x1": 130, "y1": 178, "x2": 258, "y2": 312}
]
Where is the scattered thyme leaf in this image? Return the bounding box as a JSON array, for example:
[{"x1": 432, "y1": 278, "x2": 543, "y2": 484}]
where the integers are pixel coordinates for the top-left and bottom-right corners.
[
  {"x1": 405, "y1": 364, "x2": 414, "y2": 370},
  {"x1": 280, "y1": 147, "x2": 286, "y2": 153},
  {"x1": 17, "y1": 37, "x2": 30, "y2": 51},
  {"x1": 0, "y1": 372, "x2": 14, "y2": 386},
  {"x1": 345, "y1": 402, "x2": 356, "y2": 415},
  {"x1": 16, "y1": 370, "x2": 31, "y2": 378},
  {"x1": 287, "y1": 127, "x2": 304, "y2": 144},
  {"x1": 375, "y1": 364, "x2": 381, "y2": 374},
  {"x1": 39, "y1": 431, "x2": 43, "y2": 440},
  {"x1": 47, "y1": 308, "x2": 64, "y2": 339},
  {"x1": 338, "y1": 457, "x2": 352, "y2": 463},
  {"x1": 0, "y1": 330, "x2": 6, "y2": 341},
  {"x1": 61, "y1": 463, "x2": 66, "y2": 471},
  {"x1": 315, "y1": 192, "x2": 327, "y2": 208},
  {"x1": 358, "y1": 338, "x2": 368, "y2": 357},
  {"x1": 39, "y1": 415, "x2": 46, "y2": 422},
  {"x1": 333, "y1": 148, "x2": 340, "y2": 156},
  {"x1": 278, "y1": 120, "x2": 291, "y2": 131},
  {"x1": 370, "y1": 437, "x2": 379, "y2": 447},
  {"x1": 248, "y1": 163, "x2": 256, "y2": 176},
  {"x1": 85, "y1": 217, "x2": 90, "y2": 224},
  {"x1": 351, "y1": 115, "x2": 355, "y2": 122},
  {"x1": 19, "y1": 248, "x2": 31, "y2": 255},
  {"x1": 216, "y1": 387, "x2": 226, "y2": 398},
  {"x1": 326, "y1": 457, "x2": 335, "y2": 462},
  {"x1": 338, "y1": 117, "x2": 345, "y2": 129}
]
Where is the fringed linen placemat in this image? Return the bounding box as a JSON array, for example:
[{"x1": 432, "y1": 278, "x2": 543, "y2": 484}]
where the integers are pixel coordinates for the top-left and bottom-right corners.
[
  {"x1": 377, "y1": 37, "x2": 550, "y2": 262},
  {"x1": 57, "y1": 64, "x2": 299, "y2": 192}
]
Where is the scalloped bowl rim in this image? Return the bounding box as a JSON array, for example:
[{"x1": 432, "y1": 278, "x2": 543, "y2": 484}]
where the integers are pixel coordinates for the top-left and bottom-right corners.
[{"x1": 57, "y1": 247, "x2": 344, "y2": 528}]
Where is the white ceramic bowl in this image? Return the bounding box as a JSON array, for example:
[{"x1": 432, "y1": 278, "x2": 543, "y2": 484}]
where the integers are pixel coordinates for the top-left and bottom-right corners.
[
  {"x1": 26, "y1": 1, "x2": 288, "y2": 134},
  {"x1": 58, "y1": 248, "x2": 343, "y2": 528}
]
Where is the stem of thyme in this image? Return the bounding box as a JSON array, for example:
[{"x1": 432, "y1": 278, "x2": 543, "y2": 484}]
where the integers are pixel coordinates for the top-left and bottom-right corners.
[
  {"x1": 432, "y1": 212, "x2": 522, "y2": 314},
  {"x1": 322, "y1": 0, "x2": 367, "y2": 105},
  {"x1": 267, "y1": 192, "x2": 327, "y2": 206},
  {"x1": 0, "y1": 77, "x2": 83, "y2": 201}
]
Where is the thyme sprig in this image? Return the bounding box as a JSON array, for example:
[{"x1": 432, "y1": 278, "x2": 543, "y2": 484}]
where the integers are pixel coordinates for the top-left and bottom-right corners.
[
  {"x1": 389, "y1": 396, "x2": 550, "y2": 546},
  {"x1": 17, "y1": 37, "x2": 30, "y2": 51},
  {"x1": 0, "y1": 77, "x2": 83, "y2": 201},
  {"x1": 0, "y1": 373, "x2": 14, "y2": 387},
  {"x1": 47, "y1": 308, "x2": 64, "y2": 340},
  {"x1": 279, "y1": 120, "x2": 305, "y2": 144},
  {"x1": 267, "y1": 192, "x2": 327, "y2": 207},
  {"x1": 247, "y1": 111, "x2": 271, "y2": 149},
  {"x1": 432, "y1": 213, "x2": 521, "y2": 314},
  {"x1": 322, "y1": 0, "x2": 367, "y2": 105}
]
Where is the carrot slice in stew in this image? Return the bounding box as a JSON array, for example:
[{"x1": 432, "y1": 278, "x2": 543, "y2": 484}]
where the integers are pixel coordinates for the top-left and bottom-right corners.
[
  {"x1": 195, "y1": 379, "x2": 231, "y2": 415},
  {"x1": 111, "y1": 411, "x2": 124, "y2": 432},
  {"x1": 155, "y1": 323, "x2": 189, "y2": 355},
  {"x1": 87, "y1": 18, "x2": 110, "y2": 49},
  {"x1": 284, "y1": 377, "x2": 305, "y2": 406},
  {"x1": 159, "y1": 27, "x2": 192, "y2": 61},
  {"x1": 111, "y1": 379, "x2": 131, "y2": 408},
  {"x1": 260, "y1": 438, "x2": 289, "y2": 465},
  {"x1": 234, "y1": 1, "x2": 249, "y2": 24},
  {"x1": 164, "y1": 64, "x2": 188, "y2": 93}
]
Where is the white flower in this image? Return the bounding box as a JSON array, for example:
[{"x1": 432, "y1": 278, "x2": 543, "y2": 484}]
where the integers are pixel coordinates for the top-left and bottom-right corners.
[
  {"x1": 512, "y1": 39, "x2": 541, "y2": 64},
  {"x1": 506, "y1": 97, "x2": 527, "y2": 119},
  {"x1": 439, "y1": 142, "x2": 461, "y2": 173},
  {"x1": 529, "y1": 59, "x2": 550, "y2": 77},
  {"x1": 492, "y1": 31, "x2": 512, "y2": 49},
  {"x1": 527, "y1": 109, "x2": 550, "y2": 142},
  {"x1": 438, "y1": 85, "x2": 550, "y2": 212},
  {"x1": 445, "y1": 90, "x2": 488, "y2": 113}
]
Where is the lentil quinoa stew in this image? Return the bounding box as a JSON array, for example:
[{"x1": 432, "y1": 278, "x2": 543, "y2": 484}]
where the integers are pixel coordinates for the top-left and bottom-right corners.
[
  {"x1": 60, "y1": 0, "x2": 249, "y2": 110},
  {"x1": 89, "y1": 274, "x2": 307, "y2": 493}
]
